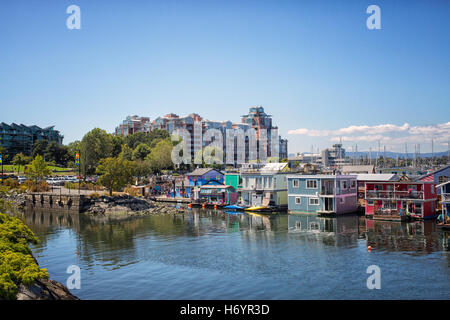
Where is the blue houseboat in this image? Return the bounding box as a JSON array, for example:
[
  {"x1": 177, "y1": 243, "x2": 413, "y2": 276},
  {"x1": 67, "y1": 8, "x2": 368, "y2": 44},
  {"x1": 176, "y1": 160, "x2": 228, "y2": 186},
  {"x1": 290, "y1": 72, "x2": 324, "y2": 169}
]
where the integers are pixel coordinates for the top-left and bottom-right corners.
[{"x1": 287, "y1": 175, "x2": 358, "y2": 215}]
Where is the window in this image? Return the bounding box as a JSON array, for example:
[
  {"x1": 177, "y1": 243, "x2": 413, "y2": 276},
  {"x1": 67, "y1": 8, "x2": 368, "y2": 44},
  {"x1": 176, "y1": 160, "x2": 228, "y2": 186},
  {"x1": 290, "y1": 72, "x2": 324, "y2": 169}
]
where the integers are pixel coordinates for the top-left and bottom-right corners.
[
  {"x1": 350, "y1": 180, "x2": 356, "y2": 189},
  {"x1": 293, "y1": 179, "x2": 299, "y2": 188},
  {"x1": 367, "y1": 200, "x2": 374, "y2": 206},
  {"x1": 339, "y1": 197, "x2": 345, "y2": 204},
  {"x1": 309, "y1": 197, "x2": 319, "y2": 205},
  {"x1": 306, "y1": 180, "x2": 318, "y2": 189},
  {"x1": 383, "y1": 201, "x2": 396, "y2": 209},
  {"x1": 438, "y1": 176, "x2": 449, "y2": 184},
  {"x1": 309, "y1": 222, "x2": 320, "y2": 230},
  {"x1": 295, "y1": 197, "x2": 301, "y2": 204},
  {"x1": 341, "y1": 180, "x2": 347, "y2": 189},
  {"x1": 295, "y1": 221, "x2": 301, "y2": 229}
]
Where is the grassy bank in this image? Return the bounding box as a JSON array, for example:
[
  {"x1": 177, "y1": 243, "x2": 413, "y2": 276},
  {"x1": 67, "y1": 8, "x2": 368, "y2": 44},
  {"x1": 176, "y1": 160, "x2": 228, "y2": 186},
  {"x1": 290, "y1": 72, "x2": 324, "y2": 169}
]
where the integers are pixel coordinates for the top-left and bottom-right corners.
[{"x1": 1, "y1": 164, "x2": 74, "y2": 174}]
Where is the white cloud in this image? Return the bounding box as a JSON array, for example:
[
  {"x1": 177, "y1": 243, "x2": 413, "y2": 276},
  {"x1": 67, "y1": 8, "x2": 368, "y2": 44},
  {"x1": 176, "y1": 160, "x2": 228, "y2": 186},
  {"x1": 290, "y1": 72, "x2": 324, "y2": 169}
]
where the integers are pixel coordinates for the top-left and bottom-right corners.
[
  {"x1": 288, "y1": 121, "x2": 450, "y2": 150},
  {"x1": 288, "y1": 123, "x2": 410, "y2": 137}
]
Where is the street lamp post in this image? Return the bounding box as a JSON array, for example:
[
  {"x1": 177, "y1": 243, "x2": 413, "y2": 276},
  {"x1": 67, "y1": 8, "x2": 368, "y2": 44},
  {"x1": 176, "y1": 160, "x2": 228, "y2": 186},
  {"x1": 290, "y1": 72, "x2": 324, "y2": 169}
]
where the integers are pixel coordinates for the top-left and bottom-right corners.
[
  {"x1": 76, "y1": 152, "x2": 80, "y2": 195},
  {"x1": 0, "y1": 153, "x2": 3, "y2": 184}
]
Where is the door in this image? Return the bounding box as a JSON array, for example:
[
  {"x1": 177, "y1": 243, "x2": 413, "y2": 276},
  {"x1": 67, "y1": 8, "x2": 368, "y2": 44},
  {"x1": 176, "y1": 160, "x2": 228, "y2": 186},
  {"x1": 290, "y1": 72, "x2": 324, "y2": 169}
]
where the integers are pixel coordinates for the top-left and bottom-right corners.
[{"x1": 252, "y1": 193, "x2": 262, "y2": 206}]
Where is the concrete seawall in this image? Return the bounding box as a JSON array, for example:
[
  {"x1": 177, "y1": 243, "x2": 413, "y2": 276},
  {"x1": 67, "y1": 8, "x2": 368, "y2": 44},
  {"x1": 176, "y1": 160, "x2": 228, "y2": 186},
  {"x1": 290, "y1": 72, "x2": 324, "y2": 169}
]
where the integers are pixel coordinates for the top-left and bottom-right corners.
[{"x1": 25, "y1": 193, "x2": 87, "y2": 213}]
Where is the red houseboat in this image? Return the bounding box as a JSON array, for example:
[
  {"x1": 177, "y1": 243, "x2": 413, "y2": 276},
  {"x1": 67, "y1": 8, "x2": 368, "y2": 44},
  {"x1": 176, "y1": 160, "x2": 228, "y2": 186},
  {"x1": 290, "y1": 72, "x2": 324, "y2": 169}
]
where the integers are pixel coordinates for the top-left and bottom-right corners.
[{"x1": 364, "y1": 176, "x2": 437, "y2": 221}]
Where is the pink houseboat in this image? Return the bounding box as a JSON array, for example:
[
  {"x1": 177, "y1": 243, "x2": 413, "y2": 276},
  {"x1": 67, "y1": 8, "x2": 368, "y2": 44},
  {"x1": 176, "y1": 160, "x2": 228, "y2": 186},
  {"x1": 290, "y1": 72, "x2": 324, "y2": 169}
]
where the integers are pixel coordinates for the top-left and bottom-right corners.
[{"x1": 365, "y1": 176, "x2": 437, "y2": 221}]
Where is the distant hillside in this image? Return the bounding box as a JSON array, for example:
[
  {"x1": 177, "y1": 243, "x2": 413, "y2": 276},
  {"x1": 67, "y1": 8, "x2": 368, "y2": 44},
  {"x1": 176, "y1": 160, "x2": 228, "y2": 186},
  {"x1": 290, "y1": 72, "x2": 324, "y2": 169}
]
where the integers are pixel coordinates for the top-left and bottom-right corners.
[{"x1": 346, "y1": 151, "x2": 448, "y2": 159}]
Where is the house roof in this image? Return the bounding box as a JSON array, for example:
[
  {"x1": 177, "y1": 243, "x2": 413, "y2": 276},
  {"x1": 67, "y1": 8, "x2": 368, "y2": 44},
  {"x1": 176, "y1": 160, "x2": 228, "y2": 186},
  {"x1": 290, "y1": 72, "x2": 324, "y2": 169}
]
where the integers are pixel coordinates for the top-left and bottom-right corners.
[
  {"x1": 341, "y1": 165, "x2": 375, "y2": 174},
  {"x1": 356, "y1": 174, "x2": 398, "y2": 181},
  {"x1": 187, "y1": 168, "x2": 223, "y2": 176},
  {"x1": 419, "y1": 165, "x2": 450, "y2": 181},
  {"x1": 287, "y1": 174, "x2": 356, "y2": 179},
  {"x1": 260, "y1": 162, "x2": 288, "y2": 173},
  {"x1": 200, "y1": 185, "x2": 233, "y2": 189}
]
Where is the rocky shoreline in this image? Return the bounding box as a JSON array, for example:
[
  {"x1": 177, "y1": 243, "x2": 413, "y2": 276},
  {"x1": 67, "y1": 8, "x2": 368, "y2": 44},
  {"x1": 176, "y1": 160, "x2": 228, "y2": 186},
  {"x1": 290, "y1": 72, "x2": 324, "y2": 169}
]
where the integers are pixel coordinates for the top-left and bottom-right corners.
[
  {"x1": 82, "y1": 195, "x2": 188, "y2": 220},
  {"x1": 16, "y1": 278, "x2": 79, "y2": 300},
  {"x1": 2, "y1": 190, "x2": 188, "y2": 221}
]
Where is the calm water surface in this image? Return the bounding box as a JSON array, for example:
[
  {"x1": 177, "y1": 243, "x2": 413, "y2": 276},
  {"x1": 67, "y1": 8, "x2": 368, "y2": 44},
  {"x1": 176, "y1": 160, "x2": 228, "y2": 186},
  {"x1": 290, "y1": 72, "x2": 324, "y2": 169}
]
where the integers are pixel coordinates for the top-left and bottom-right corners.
[{"x1": 14, "y1": 207, "x2": 450, "y2": 299}]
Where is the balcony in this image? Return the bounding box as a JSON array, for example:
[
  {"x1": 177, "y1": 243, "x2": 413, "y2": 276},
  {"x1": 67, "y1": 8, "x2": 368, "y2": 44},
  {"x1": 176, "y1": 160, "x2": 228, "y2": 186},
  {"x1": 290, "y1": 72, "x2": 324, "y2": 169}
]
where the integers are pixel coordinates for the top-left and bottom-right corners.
[
  {"x1": 320, "y1": 187, "x2": 334, "y2": 196},
  {"x1": 366, "y1": 190, "x2": 424, "y2": 200}
]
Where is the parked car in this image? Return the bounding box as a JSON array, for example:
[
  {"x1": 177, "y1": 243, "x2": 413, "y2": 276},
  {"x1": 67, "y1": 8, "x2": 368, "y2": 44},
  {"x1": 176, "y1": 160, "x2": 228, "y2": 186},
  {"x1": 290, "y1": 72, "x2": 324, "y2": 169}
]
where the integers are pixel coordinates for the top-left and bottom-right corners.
[{"x1": 18, "y1": 176, "x2": 28, "y2": 184}]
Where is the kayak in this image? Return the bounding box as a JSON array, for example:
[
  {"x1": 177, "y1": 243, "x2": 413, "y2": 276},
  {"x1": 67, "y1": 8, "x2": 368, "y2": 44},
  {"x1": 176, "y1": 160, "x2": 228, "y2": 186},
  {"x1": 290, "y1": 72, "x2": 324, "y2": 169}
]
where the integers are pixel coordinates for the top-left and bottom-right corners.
[
  {"x1": 224, "y1": 205, "x2": 245, "y2": 210},
  {"x1": 244, "y1": 205, "x2": 270, "y2": 212}
]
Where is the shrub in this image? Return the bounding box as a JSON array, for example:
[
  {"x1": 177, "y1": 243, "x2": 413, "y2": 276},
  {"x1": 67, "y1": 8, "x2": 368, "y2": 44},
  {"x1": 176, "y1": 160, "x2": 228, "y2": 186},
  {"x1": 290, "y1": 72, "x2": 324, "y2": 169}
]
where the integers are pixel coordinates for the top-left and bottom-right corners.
[
  {"x1": 123, "y1": 186, "x2": 140, "y2": 197},
  {"x1": 89, "y1": 192, "x2": 102, "y2": 199},
  {"x1": 3, "y1": 178, "x2": 19, "y2": 189},
  {"x1": 0, "y1": 212, "x2": 49, "y2": 299},
  {"x1": 24, "y1": 180, "x2": 50, "y2": 192}
]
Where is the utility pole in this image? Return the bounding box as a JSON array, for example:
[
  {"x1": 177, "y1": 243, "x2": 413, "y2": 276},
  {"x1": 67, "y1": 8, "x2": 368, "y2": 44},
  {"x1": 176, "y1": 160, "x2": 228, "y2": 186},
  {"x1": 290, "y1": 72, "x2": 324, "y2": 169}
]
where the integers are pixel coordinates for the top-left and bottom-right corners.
[
  {"x1": 405, "y1": 142, "x2": 408, "y2": 167},
  {"x1": 431, "y1": 138, "x2": 434, "y2": 167},
  {"x1": 369, "y1": 147, "x2": 372, "y2": 166},
  {"x1": 76, "y1": 152, "x2": 80, "y2": 194},
  {"x1": 448, "y1": 141, "x2": 450, "y2": 165}
]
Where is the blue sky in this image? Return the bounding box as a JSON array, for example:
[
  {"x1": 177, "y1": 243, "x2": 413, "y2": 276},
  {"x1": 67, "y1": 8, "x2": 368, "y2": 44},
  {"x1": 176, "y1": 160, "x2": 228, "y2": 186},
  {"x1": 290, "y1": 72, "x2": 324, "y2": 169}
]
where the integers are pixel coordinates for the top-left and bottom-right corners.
[{"x1": 1, "y1": 0, "x2": 449, "y2": 154}]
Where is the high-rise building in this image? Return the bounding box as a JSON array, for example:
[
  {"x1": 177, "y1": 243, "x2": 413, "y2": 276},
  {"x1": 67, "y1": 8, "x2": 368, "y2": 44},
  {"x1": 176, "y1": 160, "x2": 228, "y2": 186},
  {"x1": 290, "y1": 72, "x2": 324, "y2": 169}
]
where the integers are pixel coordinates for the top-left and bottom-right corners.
[
  {"x1": 0, "y1": 122, "x2": 63, "y2": 160},
  {"x1": 115, "y1": 115, "x2": 150, "y2": 136},
  {"x1": 115, "y1": 106, "x2": 288, "y2": 166}
]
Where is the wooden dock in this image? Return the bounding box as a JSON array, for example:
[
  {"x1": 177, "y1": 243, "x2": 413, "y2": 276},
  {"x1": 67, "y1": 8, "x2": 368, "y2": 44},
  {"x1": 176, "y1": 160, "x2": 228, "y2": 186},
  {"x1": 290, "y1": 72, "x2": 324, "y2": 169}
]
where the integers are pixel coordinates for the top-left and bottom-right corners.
[
  {"x1": 151, "y1": 196, "x2": 190, "y2": 203},
  {"x1": 373, "y1": 214, "x2": 409, "y2": 222}
]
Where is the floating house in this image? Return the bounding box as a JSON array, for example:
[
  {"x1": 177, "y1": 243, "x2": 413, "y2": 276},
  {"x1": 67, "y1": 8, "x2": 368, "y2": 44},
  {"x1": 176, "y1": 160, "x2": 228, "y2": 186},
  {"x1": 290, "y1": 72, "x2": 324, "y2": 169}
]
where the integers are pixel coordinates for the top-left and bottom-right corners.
[
  {"x1": 195, "y1": 184, "x2": 238, "y2": 206},
  {"x1": 185, "y1": 168, "x2": 224, "y2": 197},
  {"x1": 437, "y1": 180, "x2": 450, "y2": 220},
  {"x1": 240, "y1": 162, "x2": 290, "y2": 208},
  {"x1": 364, "y1": 176, "x2": 437, "y2": 220},
  {"x1": 224, "y1": 173, "x2": 242, "y2": 191},
  {"x1": 419, "y1": 165, "x2": 450, "y2": 211},
  {"x1": 356, "y1": 174, "x2": 398, "y2": 211},
  {"x1": 287, "y1": 175, "x2": 358, "y2": 215}
]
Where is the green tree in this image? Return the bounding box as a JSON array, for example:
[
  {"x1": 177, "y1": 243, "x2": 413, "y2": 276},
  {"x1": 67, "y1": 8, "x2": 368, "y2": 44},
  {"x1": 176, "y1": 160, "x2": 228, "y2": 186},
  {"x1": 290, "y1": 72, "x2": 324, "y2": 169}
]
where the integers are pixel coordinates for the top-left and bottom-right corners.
[
  {"x1": 25, "y1": 155, "x2": 51, "y2": 183},
  {"x1": 119, "y1": 144, "x2": 134, "y2": 161},
  {"x1": 146, "y1": 138, "x2": 174, "y2": 173},
  {"x1": 32, "y1": 140, "x2": 48, "y2": 159},
  {"x1": 133, "y1": 160, "x2": 152, "y2": 182},
  {"x1": 44, "y1": 141, "x2": 69, "y2": 166},
  {"x1": 111, "y1": 135, "x2": 124, "y2": 158},
  {"x1": 96, "y1": 158, "x2": 134, "y2": 196},
  {"x1": 124, "y1": 132, "x2": 151, "y2": 149},
  {"x1": 132, "y1": 143, "x2": 152, "y2": 161},
  {"x1": 80, "y1": 128, "x2": 114, "y2": 174},
  {"x1": 67, "y1": 140, "x2": 81, "y2": 158},
  {"x1": 12, "y1": 153, "x2": 31, "y2": 175}
]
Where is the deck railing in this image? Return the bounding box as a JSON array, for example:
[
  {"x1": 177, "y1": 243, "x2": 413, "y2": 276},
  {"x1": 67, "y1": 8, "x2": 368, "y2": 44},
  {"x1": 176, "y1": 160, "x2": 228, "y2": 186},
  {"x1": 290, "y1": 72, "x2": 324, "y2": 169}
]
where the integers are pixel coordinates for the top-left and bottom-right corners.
[
  {"x1": 320, "y1": 188, "x2": 334, "y2": 195},
  {"x1": 366, "y1": 190, "x2": 424, "y2": 200},
  {"x1": 441, "y1": 193, "x2": 450, "y2": 203}
]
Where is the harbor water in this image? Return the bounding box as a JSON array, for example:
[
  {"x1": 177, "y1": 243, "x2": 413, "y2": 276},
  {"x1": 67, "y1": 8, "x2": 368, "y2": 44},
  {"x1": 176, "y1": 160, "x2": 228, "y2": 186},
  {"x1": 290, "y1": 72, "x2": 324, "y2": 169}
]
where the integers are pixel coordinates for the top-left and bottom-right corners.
[{"x1": 14, "y1": 208, "x2": 450, "y2": 299}]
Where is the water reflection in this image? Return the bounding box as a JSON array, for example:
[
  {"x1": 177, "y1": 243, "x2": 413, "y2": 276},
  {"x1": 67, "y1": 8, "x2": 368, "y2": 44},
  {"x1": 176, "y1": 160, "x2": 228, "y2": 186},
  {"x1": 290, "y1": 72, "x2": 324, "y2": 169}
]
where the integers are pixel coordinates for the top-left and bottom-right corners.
[
  {"x1": 9, "y1": 207, "x2": 450, "y2": 299},
  {"x1": 15, "y1": 208, "x2": 450, "y2": 262},
  {"x1": 287, "y1": 214, "x2": 360, "y2": 247},
  {"x1": 364, "y1": 218, "x2": 446, "y2": 254}
]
